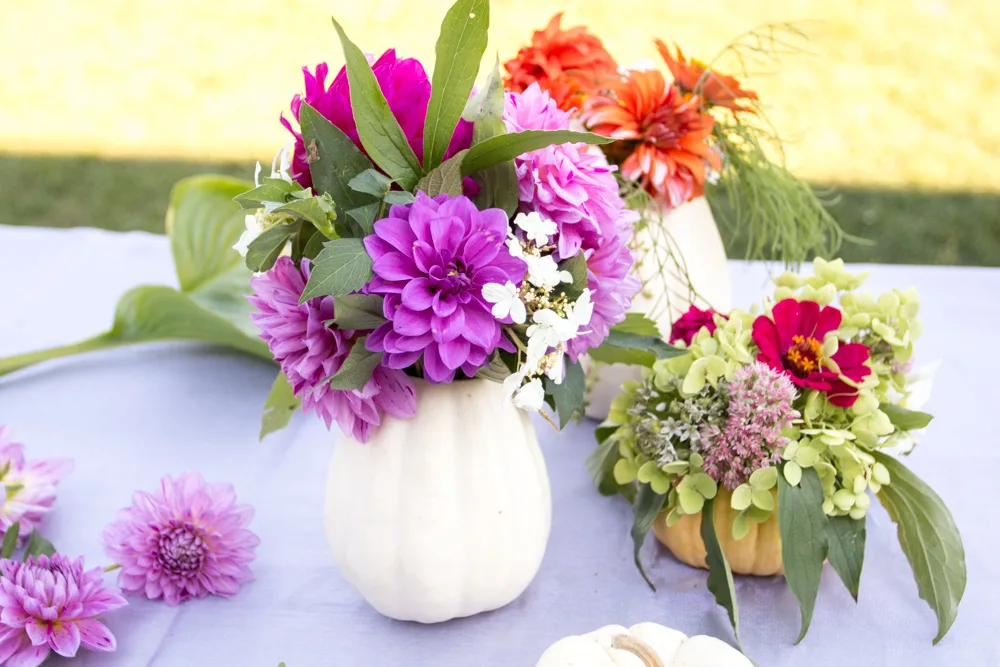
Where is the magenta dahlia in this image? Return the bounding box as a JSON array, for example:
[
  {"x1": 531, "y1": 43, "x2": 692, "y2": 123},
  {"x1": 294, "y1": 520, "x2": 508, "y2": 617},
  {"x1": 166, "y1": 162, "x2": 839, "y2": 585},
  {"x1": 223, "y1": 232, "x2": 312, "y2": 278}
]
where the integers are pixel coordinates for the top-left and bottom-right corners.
[
  {"x1": 364, "y1": 193, "x2": 527, "y2": 383},
  {"x1": 0, "y1": 555, "x2": 127, "y2": 666},
  {"x1": 281, "y1": 49, "x2": 473, "y2": 189},
  {"x1": 0, "y1": 426, "x2": 73, "y2": 542},
  {"x1": 101, "y1": 472, "x2": 259, "y2": 606},
  {"x1": 249, "y1": 257, "x2": 417, "y2": 442},
  {"x1": 504, "y1": 83, "x2": 625, "y2": 259}
]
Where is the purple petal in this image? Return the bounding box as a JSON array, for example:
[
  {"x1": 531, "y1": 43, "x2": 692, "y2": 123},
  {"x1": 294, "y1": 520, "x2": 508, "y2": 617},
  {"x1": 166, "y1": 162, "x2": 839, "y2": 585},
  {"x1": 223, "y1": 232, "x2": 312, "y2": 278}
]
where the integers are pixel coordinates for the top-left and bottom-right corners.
[
  {"x1": 5, "y1": 643, "x2": 49, "y2": 667},
  {"x1": 432, "y1": 308, "x2": 465, "y2": 343},
  {"x1": 373, "y1": 368, "x2": 418, "y2": 418},
  {"x1": 432, "y1": 292, "x2": 457, "y2": 317},
  {"x1": 49, "y1": 622, "x2": 81, "y2": 658},
  {"x1": 462, "y1": 307, "x2": 501, "y2": 348},
  {"x1": 423, "y1": 345, "x2": 456, "y2": 383},
  {"x1": 460, "y1": 232, "x2": 500, "y2": 269},
  {"x1": 401, "y1": 278, "x2": 436, "y2": 311},
  {"x1": 412, "y1": 241, "x2": 440, "y2": 274},
  {"x1": 372, "y1": 253, "x2": 420, "y2": 281},
  {"x1": 373, "y1": 217, "x2": 418, "y2": 253},
  {"x1": 437, "y1": 338, "x2": 471, "y2": 370},
  {"x1": 393, "y1": 307, "x2": 432, "y2": 336},
  {"x1": 429, "y1": 216, "x2": 465, "y2": 255}
]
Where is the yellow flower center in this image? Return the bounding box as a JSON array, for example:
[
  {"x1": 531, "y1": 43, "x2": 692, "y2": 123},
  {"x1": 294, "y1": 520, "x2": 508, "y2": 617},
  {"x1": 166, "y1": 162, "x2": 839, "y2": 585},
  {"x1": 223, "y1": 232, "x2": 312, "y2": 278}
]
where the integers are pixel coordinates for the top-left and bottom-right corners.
[{"x1": 785, "y1": 334, "x2": 824, "y2": 376}]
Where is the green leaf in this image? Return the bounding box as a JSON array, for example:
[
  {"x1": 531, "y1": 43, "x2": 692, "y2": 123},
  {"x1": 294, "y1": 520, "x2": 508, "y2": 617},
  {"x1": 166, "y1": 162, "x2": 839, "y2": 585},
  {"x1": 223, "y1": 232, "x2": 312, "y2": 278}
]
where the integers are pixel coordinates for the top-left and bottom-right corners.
[
  {"x1": 260, "y1": 373, "x2": 300, "y2": 441},
  {"x1": 274, "y1": 197, "x2": 336, "y2": 238},
  {"x1": 473, "y1": 351, "x2": 512, "y2": 381},
  {"x1": 543, "y1": 360, "x2": 585, "y2": 429},
  {"x1": 613, "y1": 313, "x2": 661, "y2": 337},
  {"x1": 701, "y1": 497, "x2": 744, "y2": 650},
  {"x1": 23, "y1": 529, "x2": 55, "y2": 561},
  {"x1": 631, "y1": 484, "x2": 667, "y2": 590},
  {"x1": 2, "y1": 522, "x2": 20, "y2": 559},
  {"x1": 245, "y1": 222, "x2": 300, "y2": 272},
  {"x1": 298, "y1": 102, "x2": 377, "y2": 220},
  {"x1": 233, "y1": 178, "x2": 299, "y2": 210},
  {"x1": 415, "y1": 149, "x2": 469, "y2": 197},
  {"x1": 826, "y1": 515, "x2": 866, "y2": 601},
  {"x1": 346, "y1": 203, "x2": 381, "y2": 237},
  {"x1": 326, "y1": 337, "x2": 383, "y2": 390},
  {"x1": 332, "y1": 18, "x2": 422, "y2": 190},
  {"x1": 332, "y1": 294, "x2": 386, "y2": 330},
  {"x1": 778, "y1": 467, "x2": 829, "y2": 643},
  {"x1": 461, "y1": 130, "x2": 614, "y2": 176},
  {"x1": 558, "y1": 254, "x2": 589, "y2": 301},
  {"x1": 348, "y1": 169, "x2": 394, "y2": 198},
  {"x1": 300, "y1": 238, "x2": 374, "y2": 303},
  {"x1": 383, "y1": 191, "x2": 416, "y2": 205},
  {"x1": 589, "y1": 330, "x2": 687, "y2": 367},
  {"x1": 469, "y1": 59, "x2": 519, "y2": 216},
  {"x1": 291, "y1": 223, "x2": 318, "y2": 262},
  {"x1": 880, "y1": 403, "x2": 934, "y2": 431},
  {"x1": 422, "y1": 0, "x2": 489, "y2": 170},
  {"x1": 874, "y1": 451, "x2": 966, "y2": 643}
]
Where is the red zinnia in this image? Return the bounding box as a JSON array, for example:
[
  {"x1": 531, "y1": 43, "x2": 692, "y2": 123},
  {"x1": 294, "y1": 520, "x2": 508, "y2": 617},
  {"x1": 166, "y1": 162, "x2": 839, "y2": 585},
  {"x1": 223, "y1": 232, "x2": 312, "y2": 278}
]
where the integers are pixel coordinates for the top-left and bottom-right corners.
[
  {"x1": 751, "y1": 299, "x2": 872, "y2": 407},
  {"x1": 670, "y1": 305, "x2": 726, "y2": 345}
]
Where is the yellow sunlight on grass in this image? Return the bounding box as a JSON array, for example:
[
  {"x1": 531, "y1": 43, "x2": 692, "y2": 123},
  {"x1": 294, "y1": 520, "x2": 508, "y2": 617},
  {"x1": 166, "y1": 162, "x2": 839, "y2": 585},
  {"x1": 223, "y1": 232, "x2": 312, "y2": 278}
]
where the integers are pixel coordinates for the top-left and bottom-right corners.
[{"x1": 2, "y1": 0, "x2": 997, "y2": 190}]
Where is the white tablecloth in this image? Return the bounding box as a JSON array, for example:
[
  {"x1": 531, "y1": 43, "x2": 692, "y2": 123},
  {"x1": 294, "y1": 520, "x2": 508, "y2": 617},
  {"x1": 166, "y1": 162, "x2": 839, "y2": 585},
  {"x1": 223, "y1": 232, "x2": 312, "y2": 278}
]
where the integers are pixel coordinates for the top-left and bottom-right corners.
[{"x1": 0, "y1": 225, "x2": 996, "y2": 666}]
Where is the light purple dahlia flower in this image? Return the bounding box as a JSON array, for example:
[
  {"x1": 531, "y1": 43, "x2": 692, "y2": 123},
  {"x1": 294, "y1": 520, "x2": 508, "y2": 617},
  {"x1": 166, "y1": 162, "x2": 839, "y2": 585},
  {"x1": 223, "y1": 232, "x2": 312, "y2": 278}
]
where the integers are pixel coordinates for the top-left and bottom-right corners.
[
  {"x1": 504, "y1": 82, "x2": 625, "y2": 259},
  {"x1": 0, "y1": 554, "x2": 127, "y2": 666},
  {"x1": 281, "y1": 49, "x2": 473, "y2": 190},
  {"x1": 101, "y1": 472, "x2": 259, "y2": 606},
  {"x1": 364, "y1": 193, "x2": 528, "y2": 383},
  {"x1": 0, "y1": 426, "x2": 73, "y2": 542},
  {"x1": 249, "y1": 257, "x2": 417, "y2": 442}
]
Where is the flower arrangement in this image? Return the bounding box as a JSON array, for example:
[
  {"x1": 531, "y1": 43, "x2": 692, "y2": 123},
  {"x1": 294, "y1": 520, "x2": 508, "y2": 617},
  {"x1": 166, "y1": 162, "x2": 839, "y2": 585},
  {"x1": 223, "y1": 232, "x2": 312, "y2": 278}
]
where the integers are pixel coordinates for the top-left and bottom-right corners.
[
  {"x1": 505, "y1": 17, "x2": 848, "y2": 317},
  {"x1": 590, "y1": 259, "x2": 965, "y2": 647},
  {"x1": 237, "y1": 1, "x2": 660, "y2": 440}
]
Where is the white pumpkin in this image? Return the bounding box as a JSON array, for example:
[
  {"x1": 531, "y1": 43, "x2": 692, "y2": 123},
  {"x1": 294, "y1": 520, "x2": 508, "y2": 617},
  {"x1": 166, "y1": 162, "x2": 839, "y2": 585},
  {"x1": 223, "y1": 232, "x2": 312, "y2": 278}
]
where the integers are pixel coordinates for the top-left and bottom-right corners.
[
  {"x1": 535, "y1": 623, "x2": 752, "y2": 667},
  {"x1": 585, "y1": 197, "x2": 732, "y2": 419},
  {"x1": 324, "y1": 378, "x2": 551, "y2": 623}
]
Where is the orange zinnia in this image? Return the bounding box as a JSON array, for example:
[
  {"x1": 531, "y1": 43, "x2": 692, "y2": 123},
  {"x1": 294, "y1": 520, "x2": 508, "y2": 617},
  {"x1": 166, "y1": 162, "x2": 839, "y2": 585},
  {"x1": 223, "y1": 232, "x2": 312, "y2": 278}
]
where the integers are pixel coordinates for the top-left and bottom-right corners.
[
  {"x1": 504, "y1": 13, "x2": 619, "y2": 112},
  {"x1": 583, "y1": 69, "x2": 720, "y2": 209},
  {"x1": 655, "y1": 39, "x2": 758, "y2": 112}
]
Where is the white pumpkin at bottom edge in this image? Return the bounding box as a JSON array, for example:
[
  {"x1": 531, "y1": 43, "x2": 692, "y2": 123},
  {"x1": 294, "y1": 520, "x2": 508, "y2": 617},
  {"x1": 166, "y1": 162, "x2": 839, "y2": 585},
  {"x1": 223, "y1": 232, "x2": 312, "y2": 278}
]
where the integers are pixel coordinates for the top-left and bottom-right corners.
[
  {"x1": 535, "y1": 623, "x2": 751, "y2": 667},
  {"x1": 324, "y1": 378, "x2": 551, "y2": 623},
  {"x1": 585, "y1": 197, "x2": 732, "y2": 420}
]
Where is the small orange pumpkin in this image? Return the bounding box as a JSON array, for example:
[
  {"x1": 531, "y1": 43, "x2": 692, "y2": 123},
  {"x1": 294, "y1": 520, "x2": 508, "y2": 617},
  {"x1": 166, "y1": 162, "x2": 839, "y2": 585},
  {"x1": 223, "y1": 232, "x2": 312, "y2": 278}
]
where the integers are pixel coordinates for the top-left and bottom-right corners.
[{"x1": 653, "y1": 487, "x2": 783, "y2": 576}]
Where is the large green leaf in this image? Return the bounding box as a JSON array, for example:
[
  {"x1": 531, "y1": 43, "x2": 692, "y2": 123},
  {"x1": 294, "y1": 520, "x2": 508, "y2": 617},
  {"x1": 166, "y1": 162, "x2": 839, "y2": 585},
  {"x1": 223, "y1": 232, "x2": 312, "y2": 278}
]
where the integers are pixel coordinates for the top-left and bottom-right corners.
[
  {"x1": 415, "y1": 149, "x2": 469, "y2": 197},
  {"x1": 469, "y1": 59, "x2": 519, "y2": 216},
  {"x1": 332, "y1": 294, "x2": 386, "y2": 330},
  {"x1": 461, "y1": 130, "x2": 614, "y2": 176},
  {"x1": 778, "y1": 467, "x2": 829, "y2": 643},
  {"x1": 589, "y1": 330, "x2": 687, "y2": 367},
  {"x1": 300, "y1": 238, "x2": 374, "y2": 302},
  {"x1": 245, "y1": 222, "x2": 301, "y2": 273},
  {"x1": 880, "y1": 403, "x2": 934, "y2": 431},
  {"x1": 874, "y1": 451, "x2": 966, "y2": 643},
  {"x1": 332, "y1": 18, "x2": 422, "y2": 190},
  {"x1": 422, "y1": 0, "x2": 489, "y2": 170},
  {"x1": 543, "y1": 360, "x2": 585, "y2": 428},
  {"x1": 826, "y1": 514, "x2": 866, "y2": 601},
  {"x1": 631, "y1": 484, "x2": 667, "y2": 590},
  {"x1": 260, "y1": 373, "x2": 300, "y2": 441},
  {"x1": 701, "y1": 497, "x2": 744, "y2": 650},
  {"x1": 1, "y1": 522, "x2": 19, "y2": 559},
  {"x1": 23, "y1": 529, "x2": 56, "y2": 561},
  {"x1": 326, "y1": 337, "x2": 382, "y2": 390}
]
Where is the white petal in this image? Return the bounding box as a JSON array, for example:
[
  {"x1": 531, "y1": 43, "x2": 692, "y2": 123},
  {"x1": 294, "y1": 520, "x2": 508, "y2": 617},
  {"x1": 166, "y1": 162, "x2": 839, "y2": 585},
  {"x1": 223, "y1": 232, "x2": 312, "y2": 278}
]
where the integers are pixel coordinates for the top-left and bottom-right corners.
[
  {"x1": 513, "y1": 379, "x2": 546, "y2": 412},
  {"x1": 253, "y1": 162, "x2": 263, "y2": 187},
  {"x1": 509, "y1": 299, "x2": 527, "y2": 325},
  {"x1": 481, "y1": 283, "x2": 508, "y2": 304}
]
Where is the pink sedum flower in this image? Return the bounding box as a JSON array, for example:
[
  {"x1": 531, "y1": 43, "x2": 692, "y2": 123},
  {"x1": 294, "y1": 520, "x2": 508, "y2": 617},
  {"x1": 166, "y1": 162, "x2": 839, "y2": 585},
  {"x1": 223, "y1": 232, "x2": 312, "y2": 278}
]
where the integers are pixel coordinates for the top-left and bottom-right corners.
[
  {"x1": 0, "y1": 426, "x2": 73, "y2": 542},
  {"x1": 101, "y1": 472, "x2": 259, "y2": 606},
  {"x1": 0, "y1": 554, "x2": 127, "y2": 667}
]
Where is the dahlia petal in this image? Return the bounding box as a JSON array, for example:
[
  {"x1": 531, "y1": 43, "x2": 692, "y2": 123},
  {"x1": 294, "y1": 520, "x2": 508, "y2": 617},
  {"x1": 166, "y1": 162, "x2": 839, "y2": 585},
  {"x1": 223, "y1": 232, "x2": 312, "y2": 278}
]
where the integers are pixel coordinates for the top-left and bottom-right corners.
[
  {"x1": 432, "y1": 309, "x2": 465, "y2": 343},
  {"x1": 373, "y1": 368, "x2": 418, "y2": 418},
  {"x1": 5, "y1": 643, "x2": 49, "y2": 667},
  {"x1": 374, "y1": 217, "x2": 418, "y2": 253},
  {"x1": 76, "y1": 619, "x2": 116, "y2": 653},
  {"x1": 462, "y1": 307, "x2": 501, "y2": 349},
  {"x1": 401, "y1": 279, "x2": 436, "y2": 311},
  {"x1": 49, "y1": 621, "x2": 81, "y2": 658},
  {"x1": 431, "y1": 292, "x2": 458, "y2": 317},
  {"x1": 393, "y1": 307, "x2": 433, "y2": 336},
  {"x1": 23, "y1": 621, "x2": 47, "y2": 647},
  {"x1": 0, "y1": 632, "x2": 27, "y2": 664},
  {"x1": 438, "y1": 338, "x2": 471, "y2": 370},
  {"x1": 423, "y1": 345, "x2": 456, "y2": 384},
  {"x1": 373, "y1": 254, "x2": 420, "y2": 281}
]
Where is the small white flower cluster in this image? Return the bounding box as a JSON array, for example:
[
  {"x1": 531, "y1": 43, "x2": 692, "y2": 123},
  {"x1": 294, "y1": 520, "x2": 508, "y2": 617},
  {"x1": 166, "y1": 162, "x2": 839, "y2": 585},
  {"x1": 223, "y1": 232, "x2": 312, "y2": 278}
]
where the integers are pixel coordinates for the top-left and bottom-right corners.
[
  {"x1": 233, "y1": 143, "x2": 294, "y2": 258},
  {"x1": 482, "y1": 212, "x2": 594, "y2": 413}
]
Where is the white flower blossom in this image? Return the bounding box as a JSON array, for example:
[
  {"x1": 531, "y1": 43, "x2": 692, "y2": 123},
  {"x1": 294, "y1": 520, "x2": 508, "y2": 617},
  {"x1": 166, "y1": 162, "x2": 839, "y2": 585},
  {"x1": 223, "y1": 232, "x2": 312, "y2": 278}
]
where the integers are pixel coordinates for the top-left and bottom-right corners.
[
  {"x1": 233, "y1": 213, "x2": 264, "y2": 258},
  {"x1": 505, "y1": 236, "x2": 525, "y2": 259},
  {"x1": 512, "y1": 378, "x2": 546, "y2": 412},
  {"x1": 514, "y1": 211, "x2": 558, "y2": 246},
  {"x1": 482, "y1": 282, "x2": 526, "y2": 324},
  {"x1": 525, "y1": 254, "x2": 573, "y2": 289}
]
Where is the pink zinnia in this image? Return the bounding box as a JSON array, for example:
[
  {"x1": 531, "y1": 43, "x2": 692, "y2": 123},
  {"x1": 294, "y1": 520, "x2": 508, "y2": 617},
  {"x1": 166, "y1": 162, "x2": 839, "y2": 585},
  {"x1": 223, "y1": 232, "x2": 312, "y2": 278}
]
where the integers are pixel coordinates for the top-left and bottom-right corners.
[
  {"x1": 364, "y1": 193, "x2": 527, "y2": 383},
  {"x1": 102, "y1": 472, "x2": 259, "y2": 606},
  {"x1": 702, "y1": 362, "x2": 799, "y2": 490},
  {"x1": 0, "y1": 554, "x2": 127, "y2": 666},
  {"x1": 0, "y1": 426, "x2": 73, "y2": 542},
  {"x1": 249, "y1": 257, "x2": 417, "y2": 442},
  {"x1": 281, "y1": 49, "x2": 473, "y2": 189},
  {"x1": 670, "y1": 305, "x2": 726, "y2": 345}
]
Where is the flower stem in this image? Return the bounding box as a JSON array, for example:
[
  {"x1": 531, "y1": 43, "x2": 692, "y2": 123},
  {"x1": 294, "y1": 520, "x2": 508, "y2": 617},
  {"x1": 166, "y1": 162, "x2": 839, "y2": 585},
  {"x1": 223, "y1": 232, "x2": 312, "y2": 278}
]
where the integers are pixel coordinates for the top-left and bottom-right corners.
[
  {"x1": 104, "y1": 564, "x2": 122, "y2": 573},
  {"x1": 0, "y1": 333, "x2": 122, "y2": 378}
]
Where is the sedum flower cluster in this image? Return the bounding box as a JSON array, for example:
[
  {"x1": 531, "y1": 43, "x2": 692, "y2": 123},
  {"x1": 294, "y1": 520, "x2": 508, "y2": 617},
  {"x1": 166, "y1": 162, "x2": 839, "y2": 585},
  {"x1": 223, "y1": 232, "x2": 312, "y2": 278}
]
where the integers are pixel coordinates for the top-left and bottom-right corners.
[{"x1": 598, "y1": 258, "x2": 928, "y2": 536}]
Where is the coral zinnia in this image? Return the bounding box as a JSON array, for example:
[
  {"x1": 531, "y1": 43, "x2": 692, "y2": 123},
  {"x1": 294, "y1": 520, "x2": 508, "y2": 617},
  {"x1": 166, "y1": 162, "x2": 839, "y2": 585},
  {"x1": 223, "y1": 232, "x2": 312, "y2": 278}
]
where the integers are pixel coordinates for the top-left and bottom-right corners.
[
  {"x1": 0, "y1": 426, "x2": 73, "y2": 542},
  {"x1": 655, "y1": 40, "x2": 758, "y2": 112},
  {"x1": 583, "y1": 69, "x2": 720, "y2": 209},
  {"x1": 503, "y1": 13, "x2": 619, "y2": 111},
  {"x1": 752, "y1": 299, "x2": 872, "y2": 407},
  {"x1": 0, "y1": 554, "x2": 127, "y2": 666},
  {"x1": 102, "y1": 472, "x2": 259, "y2": 606},
  {"x1": 249, "y1": 257, "x2": 417, "y2": 442}
]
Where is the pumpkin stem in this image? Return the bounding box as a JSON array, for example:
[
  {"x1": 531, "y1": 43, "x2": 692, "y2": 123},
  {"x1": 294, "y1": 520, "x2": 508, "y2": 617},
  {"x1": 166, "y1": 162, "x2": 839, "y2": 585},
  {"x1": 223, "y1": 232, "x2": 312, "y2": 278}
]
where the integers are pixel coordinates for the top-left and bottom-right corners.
[{"x1": 611, "y1": 634, "x2": 665, "y2": 667}]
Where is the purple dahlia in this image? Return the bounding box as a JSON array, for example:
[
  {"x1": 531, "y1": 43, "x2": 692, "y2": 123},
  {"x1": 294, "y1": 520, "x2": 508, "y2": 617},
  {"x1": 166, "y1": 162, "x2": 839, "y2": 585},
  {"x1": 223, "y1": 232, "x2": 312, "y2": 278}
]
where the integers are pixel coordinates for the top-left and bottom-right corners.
[
  {"x1": 281, "y1": 49, "x2": 473, "y2": 190},
  {"x1": 364, "y1": 193, "x2": 528, "y2": 383},
  {"x1": 0, "y1": 426, "x2": 73, "y2": 542},
  {"x1": 249, "y1": 257, "x2": 417, "y2": 442}
]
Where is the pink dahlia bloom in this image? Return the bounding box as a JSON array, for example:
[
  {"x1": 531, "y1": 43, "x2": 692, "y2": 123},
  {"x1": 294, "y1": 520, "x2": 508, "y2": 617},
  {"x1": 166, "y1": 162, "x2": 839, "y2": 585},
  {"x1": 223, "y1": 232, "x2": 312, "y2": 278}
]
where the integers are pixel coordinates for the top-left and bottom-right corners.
[
  {"x1": 504, "y1": 83, "x2": 625, "y2": 259},
  {"x1": 702, "y1": 362, "x2": 800, "y2": 490},
  {"x1": 249, "y1": 257, "x2": 417, "y2": 442},
  {"x1": 670, "y1": 305, "x2": 727, "y2": 345},
  {"x1": 364, "y1": 193, "x2": 527, "y2": 383},
  {"x1": 281, "y1": 49, "x2": 473, "y2": 190},
  {"x1": 0, "y1": 426, "x2": 73, "y2": 542},
  {"x1": 102, "y1": 472, "x2": 259, "y2": 606},
  {"x1": 0, "y1": 554, "x2": 127, "y2": 666}
]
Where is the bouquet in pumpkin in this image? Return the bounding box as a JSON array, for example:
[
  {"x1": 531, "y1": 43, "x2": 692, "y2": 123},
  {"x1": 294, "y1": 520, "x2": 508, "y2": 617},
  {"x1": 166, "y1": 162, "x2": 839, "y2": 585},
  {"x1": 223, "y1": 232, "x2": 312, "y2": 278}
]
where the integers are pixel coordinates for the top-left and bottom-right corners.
[
  {"x1": 590, "y1": 259, "x2": 965, "y2": 646},
  {"x1": 233, "y1": 1, "x2": 652, "y2": 442}
]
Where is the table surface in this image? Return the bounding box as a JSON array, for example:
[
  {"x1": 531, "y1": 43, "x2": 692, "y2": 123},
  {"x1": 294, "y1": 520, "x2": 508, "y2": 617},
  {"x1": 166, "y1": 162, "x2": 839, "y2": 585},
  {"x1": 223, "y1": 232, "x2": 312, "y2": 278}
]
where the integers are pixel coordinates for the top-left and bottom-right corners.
[{"x1": 1, "y1": 225, "x2": 997, "y2": 667}]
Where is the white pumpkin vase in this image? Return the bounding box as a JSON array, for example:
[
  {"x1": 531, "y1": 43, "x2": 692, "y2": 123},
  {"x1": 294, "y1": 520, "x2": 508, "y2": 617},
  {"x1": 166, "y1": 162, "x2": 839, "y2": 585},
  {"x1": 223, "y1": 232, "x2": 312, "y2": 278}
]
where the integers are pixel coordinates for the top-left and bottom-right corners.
[
  {"x1": 324, "y1": 378, "x2": 552, "y2": 623},
  {"x1": 585, "y1": 197, "x2": 732, "y2": 419}
]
